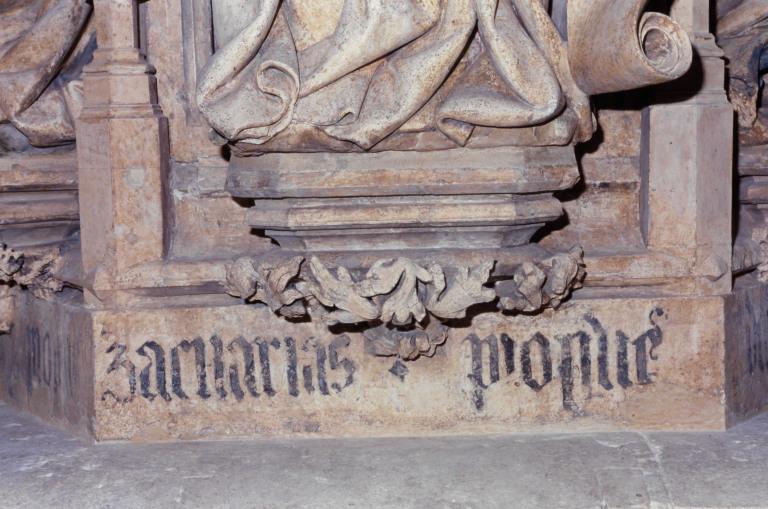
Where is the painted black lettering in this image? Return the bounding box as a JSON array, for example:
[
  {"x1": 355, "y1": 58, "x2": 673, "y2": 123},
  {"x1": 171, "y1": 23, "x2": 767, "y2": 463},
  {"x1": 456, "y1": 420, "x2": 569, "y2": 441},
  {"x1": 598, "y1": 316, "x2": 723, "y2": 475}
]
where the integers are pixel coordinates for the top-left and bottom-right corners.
[
  {"x1": 101, "y1": 343, "x2": 136, "y2": 402},
  {"x1": 500, "y1": 333, "x2": 515, "y2": 375},
  {"x1": 256, "y1": 338, "x2": 277, "y2": 397},
  {"x1": 316, "y1": 344, "x2": 329, "y2": 395},
  {"x1": 137, "y1": 341, "x2": 171, "y2": 402},
  {"x1": 209, "y1": 335, "x2": 227, "y2": 399},
  {"x1": 466, "y1": 333, "x2": 500, "y2": 411},
  {"x1": 329, "y1": 335, "x2": 355, "y2": 393},
  {"x1": 521, "y1": 333, "x2": 552, "y2": 391},
  {"x1": 558, "y1": 331, "x2": 591, "y2": 413},
  {"x1": 616, "y1": 331, "x2": 633, "y2": 389},
  {"x1": 227, "y1": 336, "x2": 259, "y2": 400},
  {"x1": 285, "y1": 337, "x2": 299, "y2": 397},
  {"x1": 585, "y1": 313, "x2": 613, "y2": 390},
  {"x1": 634, "y1": 308, "x2": 664, "y2": 384}
]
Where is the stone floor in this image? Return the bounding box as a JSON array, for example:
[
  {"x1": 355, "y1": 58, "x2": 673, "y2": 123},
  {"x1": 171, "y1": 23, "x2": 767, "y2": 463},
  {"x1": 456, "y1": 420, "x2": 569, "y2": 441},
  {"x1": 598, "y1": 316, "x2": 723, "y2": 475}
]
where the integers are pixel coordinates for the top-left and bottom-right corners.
[{"x1": 1, "y1": 402, "x2": 767, "y2": 508}]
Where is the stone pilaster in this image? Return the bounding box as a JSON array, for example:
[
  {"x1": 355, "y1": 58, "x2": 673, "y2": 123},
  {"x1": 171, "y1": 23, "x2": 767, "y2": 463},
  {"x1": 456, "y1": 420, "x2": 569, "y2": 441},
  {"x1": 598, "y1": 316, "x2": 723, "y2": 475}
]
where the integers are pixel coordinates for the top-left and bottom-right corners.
[
  {"x1": 76, "y1": 0, "x2": 169, "y2": 301},
  {"x1": 644, "y1": 0, "x2": 733, "y2": 293}
]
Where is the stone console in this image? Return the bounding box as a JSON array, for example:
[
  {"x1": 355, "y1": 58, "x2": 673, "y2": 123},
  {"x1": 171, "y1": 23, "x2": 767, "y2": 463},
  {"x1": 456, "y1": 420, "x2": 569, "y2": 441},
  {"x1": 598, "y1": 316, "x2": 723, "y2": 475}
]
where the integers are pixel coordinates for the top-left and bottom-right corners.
[{"x1": 0, "y1": 0, "x2": 766, "y2": 441}]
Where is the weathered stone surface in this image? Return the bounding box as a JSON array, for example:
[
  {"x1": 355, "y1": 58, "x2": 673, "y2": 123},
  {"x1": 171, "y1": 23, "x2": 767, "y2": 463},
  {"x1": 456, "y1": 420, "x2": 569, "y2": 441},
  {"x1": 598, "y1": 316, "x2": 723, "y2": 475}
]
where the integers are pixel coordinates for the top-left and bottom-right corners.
[
  {"x1": 3, "y1": 0, "x2": 761, "y2": 447},
  {"x1": 717, "y1": 0, "x2": 768, "y2": 141},
  {"x1": 0, "y1": 291, "x2": 92, "y2": 436},
  {"x1": 91, "y1": 294, "x2": 728, "y2": 440},
  {"x1": 6, "y1": 281, "x2": 768, "y2": 441}
]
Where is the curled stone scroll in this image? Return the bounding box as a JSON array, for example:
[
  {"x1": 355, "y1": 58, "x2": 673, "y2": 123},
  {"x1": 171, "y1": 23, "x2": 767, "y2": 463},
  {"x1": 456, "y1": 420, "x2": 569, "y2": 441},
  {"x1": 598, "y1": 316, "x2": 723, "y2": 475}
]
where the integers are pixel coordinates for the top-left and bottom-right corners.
[{"x1": 567, "y1": 0, "x2": 693, "y2": 95}]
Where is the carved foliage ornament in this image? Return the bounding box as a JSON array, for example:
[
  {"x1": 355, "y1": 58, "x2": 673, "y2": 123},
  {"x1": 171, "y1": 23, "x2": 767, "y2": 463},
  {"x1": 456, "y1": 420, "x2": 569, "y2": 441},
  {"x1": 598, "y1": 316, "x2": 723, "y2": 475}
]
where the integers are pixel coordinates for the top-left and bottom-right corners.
[
  {"x1": 1, "y1": 244, "x2": 64, "y2": 334},
  {"x1": 225, "y1": 249, "x2": 585, "y2": 360}
]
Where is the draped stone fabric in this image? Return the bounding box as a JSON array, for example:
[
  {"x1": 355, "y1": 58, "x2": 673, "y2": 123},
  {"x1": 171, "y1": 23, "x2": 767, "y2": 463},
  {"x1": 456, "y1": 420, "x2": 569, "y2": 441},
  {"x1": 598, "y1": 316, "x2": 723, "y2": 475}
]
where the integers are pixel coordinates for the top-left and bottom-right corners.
[
  {"x1": 0, "y1": 0, "x2": 92, "y2": 149},
  {"x1": 198, "y1": 0, "x2": 594, "y2": 152},
  {"x1": 717, "y1": 0, "x2": 768, "y2": 130}
]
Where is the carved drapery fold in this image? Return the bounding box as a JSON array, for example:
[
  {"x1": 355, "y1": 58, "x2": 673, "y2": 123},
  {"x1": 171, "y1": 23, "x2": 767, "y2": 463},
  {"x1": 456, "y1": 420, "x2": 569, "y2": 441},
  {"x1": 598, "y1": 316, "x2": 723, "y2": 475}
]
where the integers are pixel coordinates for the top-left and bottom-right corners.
[
  {"x1": 0, "y1": 0, "x2": 94, "y2": 149},
  {"x1": 198, "y1": 0, "x2": 693, "y2": 152},
  {"x1": 198, "y1": 0, "x2": 595, "y2": 151}
]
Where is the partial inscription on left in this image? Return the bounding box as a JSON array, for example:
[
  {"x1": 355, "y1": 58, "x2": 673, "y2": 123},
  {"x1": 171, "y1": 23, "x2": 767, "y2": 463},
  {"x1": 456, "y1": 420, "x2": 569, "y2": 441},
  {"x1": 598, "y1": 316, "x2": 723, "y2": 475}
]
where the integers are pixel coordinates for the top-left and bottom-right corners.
[{"x1": 101, "y1": 335, "x2": 356, "y2": 403}]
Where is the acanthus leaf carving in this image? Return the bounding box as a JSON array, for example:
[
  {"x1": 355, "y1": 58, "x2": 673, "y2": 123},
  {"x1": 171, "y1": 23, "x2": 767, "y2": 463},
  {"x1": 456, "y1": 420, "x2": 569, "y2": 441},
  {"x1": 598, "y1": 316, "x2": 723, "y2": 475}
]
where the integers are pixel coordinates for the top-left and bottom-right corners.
[
  {"x1": 425, "y1": 261, "x2": 496, "y2": 320},
  {"x1": 1, "y1": 244, "x2": 65, "y2": 334},
  {"x1": 226, "y1": 256, "x2": 305, "y2": 313},
  {"x1": 225, "y1": 250, "x2": 585, "y2": 360},
  {"x1": 254, "y1": 255, "x2": 305, "y2": 312},
  {"x1": 307, "y1": 257, "x2": 380, "y2": 324},
  {"x1": 364, "y1": 321, "x2": 449, "y2": 361},
  {"x1": 361, "y1": 258, "x2": 433, "y2": 326},
  {"x1": 224, "y1": 257, "x2": 259, "y2": 301},
  {"x1": 497, "y1": 247, "x2": 585, "y2": 314},
  {"x1": 15, "y1": 250, "x2": 64, "y2": 300},
  {"x1": 0, "y1": 244, "x2": 23, "y2": 279}
]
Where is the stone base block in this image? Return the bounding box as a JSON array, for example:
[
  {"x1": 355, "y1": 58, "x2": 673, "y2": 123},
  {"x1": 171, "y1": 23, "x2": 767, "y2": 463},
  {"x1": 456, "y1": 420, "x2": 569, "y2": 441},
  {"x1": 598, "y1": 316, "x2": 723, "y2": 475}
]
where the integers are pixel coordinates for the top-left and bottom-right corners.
[{"x1": 2, "y1": 281, "x2": 767, "y2": 441}]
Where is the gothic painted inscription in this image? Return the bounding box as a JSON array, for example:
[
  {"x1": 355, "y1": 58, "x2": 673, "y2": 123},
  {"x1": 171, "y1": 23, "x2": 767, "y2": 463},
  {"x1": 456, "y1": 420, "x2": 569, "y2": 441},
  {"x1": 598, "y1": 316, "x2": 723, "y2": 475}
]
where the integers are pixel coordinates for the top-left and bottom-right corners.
[
  {"x1": 466, "y1": 308, "x2": 666, "y2": 412},
  {"x1": 100, "y1": 308, "x2": 667, "y2": 417},
  {"x1": 101, "y1": 335, "x2": 356, "y2": 403}
]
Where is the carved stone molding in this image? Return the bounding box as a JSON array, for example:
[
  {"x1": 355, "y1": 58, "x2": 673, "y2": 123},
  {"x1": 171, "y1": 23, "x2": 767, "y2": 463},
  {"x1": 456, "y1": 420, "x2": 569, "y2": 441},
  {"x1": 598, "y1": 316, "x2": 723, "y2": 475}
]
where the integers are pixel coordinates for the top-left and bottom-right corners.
[
  {"x1": 225, "y1": 249, "x2": 585, "y2": 360},
  {"x1": 0, "y1": 244, "x2": 64, "y2": 334}
]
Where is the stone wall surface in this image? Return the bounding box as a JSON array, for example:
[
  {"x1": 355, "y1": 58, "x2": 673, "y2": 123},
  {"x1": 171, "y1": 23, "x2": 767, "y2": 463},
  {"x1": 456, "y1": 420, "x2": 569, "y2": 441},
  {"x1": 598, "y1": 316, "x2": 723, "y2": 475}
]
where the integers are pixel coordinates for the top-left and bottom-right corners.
[
  {"x1": 8, "y1": 288, "x2": 765, "y2": 440},
  {"x1": 725, "y1": 277, "x2": 768, "y2": 424},
  {"x1": 1, "y1": 0, "x2": 767, "y2": 441},
  {"x1": 0, "y1": 291, "x2": 92, "y2": 437},
  {"x1": 90, "y1": 294, "x2": 730, "y2": 440}
]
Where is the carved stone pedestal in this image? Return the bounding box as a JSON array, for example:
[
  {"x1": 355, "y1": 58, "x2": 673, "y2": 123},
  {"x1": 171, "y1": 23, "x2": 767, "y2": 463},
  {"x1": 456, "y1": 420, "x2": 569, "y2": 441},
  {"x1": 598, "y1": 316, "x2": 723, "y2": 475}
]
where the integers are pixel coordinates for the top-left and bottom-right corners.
[
  {"x1": 229, "y1": 146, "x2": 578, "y2": 251},
  {"x1": 3, "y1": 281, "x2": 768, "y2": 440},
  {"x1": 6, "y1": 0, "x2": 756, "y2": 444}
]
